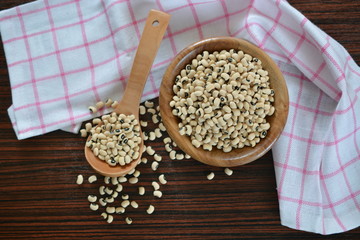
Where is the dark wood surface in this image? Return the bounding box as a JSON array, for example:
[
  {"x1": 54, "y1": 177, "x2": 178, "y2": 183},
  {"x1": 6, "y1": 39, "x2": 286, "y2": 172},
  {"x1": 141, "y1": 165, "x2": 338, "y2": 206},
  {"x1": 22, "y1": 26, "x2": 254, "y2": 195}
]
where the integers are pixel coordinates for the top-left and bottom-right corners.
[{"x1": 0, "y1": 0, "x2": 359, "y2": 239}]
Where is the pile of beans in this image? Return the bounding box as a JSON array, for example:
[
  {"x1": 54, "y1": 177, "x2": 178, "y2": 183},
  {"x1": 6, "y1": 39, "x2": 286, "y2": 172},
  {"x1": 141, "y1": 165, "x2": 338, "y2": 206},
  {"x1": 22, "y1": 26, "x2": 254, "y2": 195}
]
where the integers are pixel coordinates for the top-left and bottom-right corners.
[
  {"x1": 170, "y1": 49, "x2": 275, "y2": 152},
  {"x1": 84, "y1": 113, "x2": 141, "y2": 167},
  {"x1": 81, "y1": 99, "x2": 142, "y2": 167}
]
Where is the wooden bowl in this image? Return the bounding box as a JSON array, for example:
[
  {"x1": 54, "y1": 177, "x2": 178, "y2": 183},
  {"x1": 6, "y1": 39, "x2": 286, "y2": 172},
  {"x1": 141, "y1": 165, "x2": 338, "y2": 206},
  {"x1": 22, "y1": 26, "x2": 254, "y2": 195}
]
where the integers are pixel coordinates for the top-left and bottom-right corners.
[{"x1": 159, "y1": 37, "x2": 289, "y2": 167}]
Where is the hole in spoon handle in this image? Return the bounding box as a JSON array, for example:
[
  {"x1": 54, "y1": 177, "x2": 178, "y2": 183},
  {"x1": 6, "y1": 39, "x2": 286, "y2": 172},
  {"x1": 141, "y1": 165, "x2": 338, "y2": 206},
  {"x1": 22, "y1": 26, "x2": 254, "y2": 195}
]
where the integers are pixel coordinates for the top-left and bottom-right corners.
[{"x1": 152, "y1": 20, "x2": 159, "y2": 26}]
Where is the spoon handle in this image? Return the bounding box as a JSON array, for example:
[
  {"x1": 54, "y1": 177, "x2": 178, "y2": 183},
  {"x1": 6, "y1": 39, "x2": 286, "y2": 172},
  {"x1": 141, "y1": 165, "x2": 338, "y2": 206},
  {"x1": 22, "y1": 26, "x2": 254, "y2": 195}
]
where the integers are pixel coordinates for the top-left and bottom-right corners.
[{"x1": 117, "y1": 10, "x2": 170, "y2": 115}]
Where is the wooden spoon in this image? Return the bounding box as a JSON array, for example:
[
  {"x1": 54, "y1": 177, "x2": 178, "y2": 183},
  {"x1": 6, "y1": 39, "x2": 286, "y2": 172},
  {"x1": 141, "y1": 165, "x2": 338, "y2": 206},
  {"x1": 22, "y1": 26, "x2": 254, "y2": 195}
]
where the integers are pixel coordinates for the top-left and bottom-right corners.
[
  {"x1": 159, "y1": 37, "x2": 289, "y2": 167},
  {"x1": 85, "y1": 10, "x2": 170, "y2": 177}
]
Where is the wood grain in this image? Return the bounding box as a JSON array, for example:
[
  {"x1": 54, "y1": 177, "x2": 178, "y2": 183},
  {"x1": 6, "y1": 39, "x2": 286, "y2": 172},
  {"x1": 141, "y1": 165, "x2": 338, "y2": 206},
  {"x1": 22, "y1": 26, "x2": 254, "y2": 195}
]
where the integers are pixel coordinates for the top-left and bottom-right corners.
[
  {"x1": 159, "y1": 37, "x2": 289, "y2": 167},
  {"x1": 85, "y1": 10, "x2": 169, "y2": 177},
  {"x1": 0, "y1": 0, "x2": 359, "y2": 239}
]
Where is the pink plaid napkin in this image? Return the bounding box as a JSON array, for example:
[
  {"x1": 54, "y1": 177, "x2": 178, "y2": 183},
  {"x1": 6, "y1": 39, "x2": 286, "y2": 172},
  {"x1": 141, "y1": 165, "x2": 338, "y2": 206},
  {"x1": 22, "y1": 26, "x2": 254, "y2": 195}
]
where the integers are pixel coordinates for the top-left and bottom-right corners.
[{"x1": 1, "y1": 0, "x2": 359, "y2": 235}]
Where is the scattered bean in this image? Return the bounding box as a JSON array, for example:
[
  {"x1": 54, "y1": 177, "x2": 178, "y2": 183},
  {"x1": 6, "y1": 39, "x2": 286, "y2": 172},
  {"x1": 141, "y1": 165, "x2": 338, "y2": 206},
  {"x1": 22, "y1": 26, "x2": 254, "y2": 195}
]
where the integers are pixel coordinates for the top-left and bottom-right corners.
[
  {"x1": 104, "y1": 187, "x2": 113, "y2": 195},
  {"x1": 118, "y1": 176, "x2": 127, "y2": 183},
  {"x1": 88, "y1": 106, "x2": 97, "y2": 113},
  {"x1": 99, "y1": 186, "x2": 106, "y2": 195},
  {"x1": 88, "y1": 195, "x2": 97, "y2": 203},
  {"x1": 105, "y1": 98, "x2": 113, "y2": 107},
  {"x1": 152, "y1": 181, "x2": 160, "y2": 190},
  {"x1": 138, "y1": 186, "x2": 145, "y2": 195},
  {"x1": 165, "y1": 144, "x2": 172, "y2": 152},
  {"x1": 90, "y1": 203, "x2": 99, "y2": 211},
  {"x1": 163, "y1": 137, "x2": 171, "y2": 144},
  {"x1": 111, "y1": 101, "x2": 118, "y2": 108},
  {"x1": 175, "y1": 153, "x2": 184, "y2": 160},
  {"x1": 151, "y1": 161, "x2": 159, "y2": 171},
  {"x1": 148, "y1": 108, "x2": 156, "y2": 114},
  {"x1": 119, "y1": 194, "x2": 128, "y2": 201},
  {"x1": 80, "y1": 129, "x2": 87, "y2": 137},
  {"x1": 121, "y1": 200, "x2": 130, "y2": 208},
  {"x1": 140, "y1": 120, "x2": 148, "y2": 127},
  {"x1": 133, "y1": 170, "x2": 141, "y2": 178},
  {"x1": 76, "y1": 175, "x2": 84, "y2": 185},
  {"x1": 101, "y1": 212, "x2": 107, "y2": 219},
  {"x1": 111, "y1": 177, "x2": 118, "y2": 185},
  {"x1": 152, "y1": 115, "x2": 159, "y2": 124},
  {"x1": 106, "y1": 206, "x2": 116, "y2": 214},
  {"x1": 88, "y1": 175, "x2": 97, "y2": 183},
  {"x1": 131, "y1": 201, "x2": 139, "y2": 208},
  {"x1": 116, "y1": 184, "x2": 123, "y2": 192},
  {"x1": 159, "y1": 174, "x2": 167, "y2": 184},
  {"x1": 129, "y1": 177, "x2": 139, "y2": 184},
  {"x1": 146, "y1": 205, "x2": 155, "y2": 214},
  {"x1": 112, "y1": 191, "x2": 119, "y2": 199},
  {"x1": 99, "y1": 198, "x2": 107, "y2": 207},
  {"x1": 125, "y1": 217, "x2": 133, "y2": 225},
  {"x1": 139, "y1": 105, "x2": 146, "y2": 115},
  {"x1": 224, "y1": 168, "x2": 233, "y2": 176},
  {"x1": 169, "y1": 150, "x2": 176, "y2": 160},
  {"x1": 159, "y1": 123, "x2": 166, "y2": 131},
  {"x1": 144, "y1": 100, "x2": 154, "y2": 108},
  {"x1": 153, "y1": 190, "x2": 162, "y2": 198},
  {"x1": 141, "y1": 157, "x2": 148, "y2": 164},
  {"x1": 207, "y1": 172, "x2": 215, "y2": 180},
  {"x1": 104, "y1": 176, "x2": 110, "y2": 184},
  {"x1": 107, "y1": 214, "x2": 113, "y2": 223},
  {"x1": 146, "y1": 146, "x2": 155, "y2": 155},
  {"x1": 154, "y1": 154, "x2": 162, "y2": 162},
  {"x1": 154, "y1": 128, "x2": 162, "y2": 138},
  {"x1": 95, "y1": 101, "x2": 104, "y2": 109},
  {"x1": 128, "y1": 168, "x2": 136, "y2": 175},
  {"x1": 116, "y1": 207, "x2": 125, "y2": 214}
]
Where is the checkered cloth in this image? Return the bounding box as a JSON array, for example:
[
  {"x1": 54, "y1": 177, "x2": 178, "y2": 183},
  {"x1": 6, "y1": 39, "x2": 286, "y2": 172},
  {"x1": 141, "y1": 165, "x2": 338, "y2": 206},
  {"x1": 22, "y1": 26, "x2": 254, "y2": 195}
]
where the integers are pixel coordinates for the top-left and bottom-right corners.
[{"x1": 1, "y1": 0, "x2": 359, "y2": 235}]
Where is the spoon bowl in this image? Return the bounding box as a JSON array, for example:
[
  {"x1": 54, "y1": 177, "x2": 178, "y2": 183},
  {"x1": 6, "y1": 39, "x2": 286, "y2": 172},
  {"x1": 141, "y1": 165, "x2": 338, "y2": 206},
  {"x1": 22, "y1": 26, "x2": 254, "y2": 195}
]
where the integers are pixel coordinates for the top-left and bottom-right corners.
[
  {"x1": 85, "y1": 10, "x2": 170, "y2": 177},
  {"x1": 159, "y1": 37, "x2": 289, "y2": 167}
]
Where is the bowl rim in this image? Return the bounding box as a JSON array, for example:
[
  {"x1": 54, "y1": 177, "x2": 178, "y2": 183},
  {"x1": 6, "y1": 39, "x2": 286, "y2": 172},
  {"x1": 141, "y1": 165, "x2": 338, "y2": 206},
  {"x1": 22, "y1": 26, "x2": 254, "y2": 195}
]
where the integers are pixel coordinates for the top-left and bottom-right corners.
[{"x1": 159, "y1": 36, "x2": 289, "y2": 167}]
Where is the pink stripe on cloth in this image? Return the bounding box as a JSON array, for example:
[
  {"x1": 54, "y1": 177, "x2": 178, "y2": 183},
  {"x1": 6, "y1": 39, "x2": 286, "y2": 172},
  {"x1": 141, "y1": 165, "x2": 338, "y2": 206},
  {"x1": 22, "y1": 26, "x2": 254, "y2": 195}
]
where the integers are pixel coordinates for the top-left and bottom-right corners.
[
  {"x1": 295, "y1": 91, "x2": 324, "y2": 229},
  {"x1": 274, "y1": 154, "x2": 360, "y2": 180},
  {"x1": 258, "y1": 0, "x2": 282, "y2": 48},
  {"x1": 281, "y1": 125, "x2": 360, "y2": 147},
  {"x1": 44, "y1": 0, "x2": 76, "y2": 132},
  {"x1": 155, "y1": 0, "x2": 177, "y2": 55},
  {"x1": 320, "y1": 171, "x2": 347, "y2": 233},
  {"x1": 186, "y1": 0, "x2": 204, "y2": 40},
  {"x1": 279, "y1": 189, "x2": 360, "y2": 210},
  {"x1": 75, "y1": 0, "x2": 101, "y2": 106},
  {"x1": 15, "y1": 6, "x2": 46, "y2": 134},
  {"x1": 219, "y1": 0, "x2": 231, "y2": 37},
  {"x1": 277, "y1": 73, "x2": 305, "y2": 196},
  {"x1": 332, "y1": 117, "x2": 360, "y2": 212},
  {"x1": 1, "y1": 0, "x2": 359, "y2": 235},
  {"x1": 100, "y1": 0, "x2": 126, "y2": 91}
]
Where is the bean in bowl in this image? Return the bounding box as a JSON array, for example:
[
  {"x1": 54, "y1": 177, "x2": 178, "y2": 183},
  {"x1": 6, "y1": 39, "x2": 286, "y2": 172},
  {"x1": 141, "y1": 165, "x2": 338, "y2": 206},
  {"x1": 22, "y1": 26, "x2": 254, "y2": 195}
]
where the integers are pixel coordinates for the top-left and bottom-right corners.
[{"x1": 170, "y1": 49, "x2": 275, "y2": 153}]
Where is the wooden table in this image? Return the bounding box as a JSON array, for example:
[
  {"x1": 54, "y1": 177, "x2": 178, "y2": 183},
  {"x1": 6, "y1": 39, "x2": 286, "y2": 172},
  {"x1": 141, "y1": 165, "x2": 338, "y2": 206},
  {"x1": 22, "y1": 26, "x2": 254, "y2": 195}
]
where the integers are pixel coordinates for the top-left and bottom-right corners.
[{"x1": 0, "y1": 0, "x2": 359, "y2": 239}]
